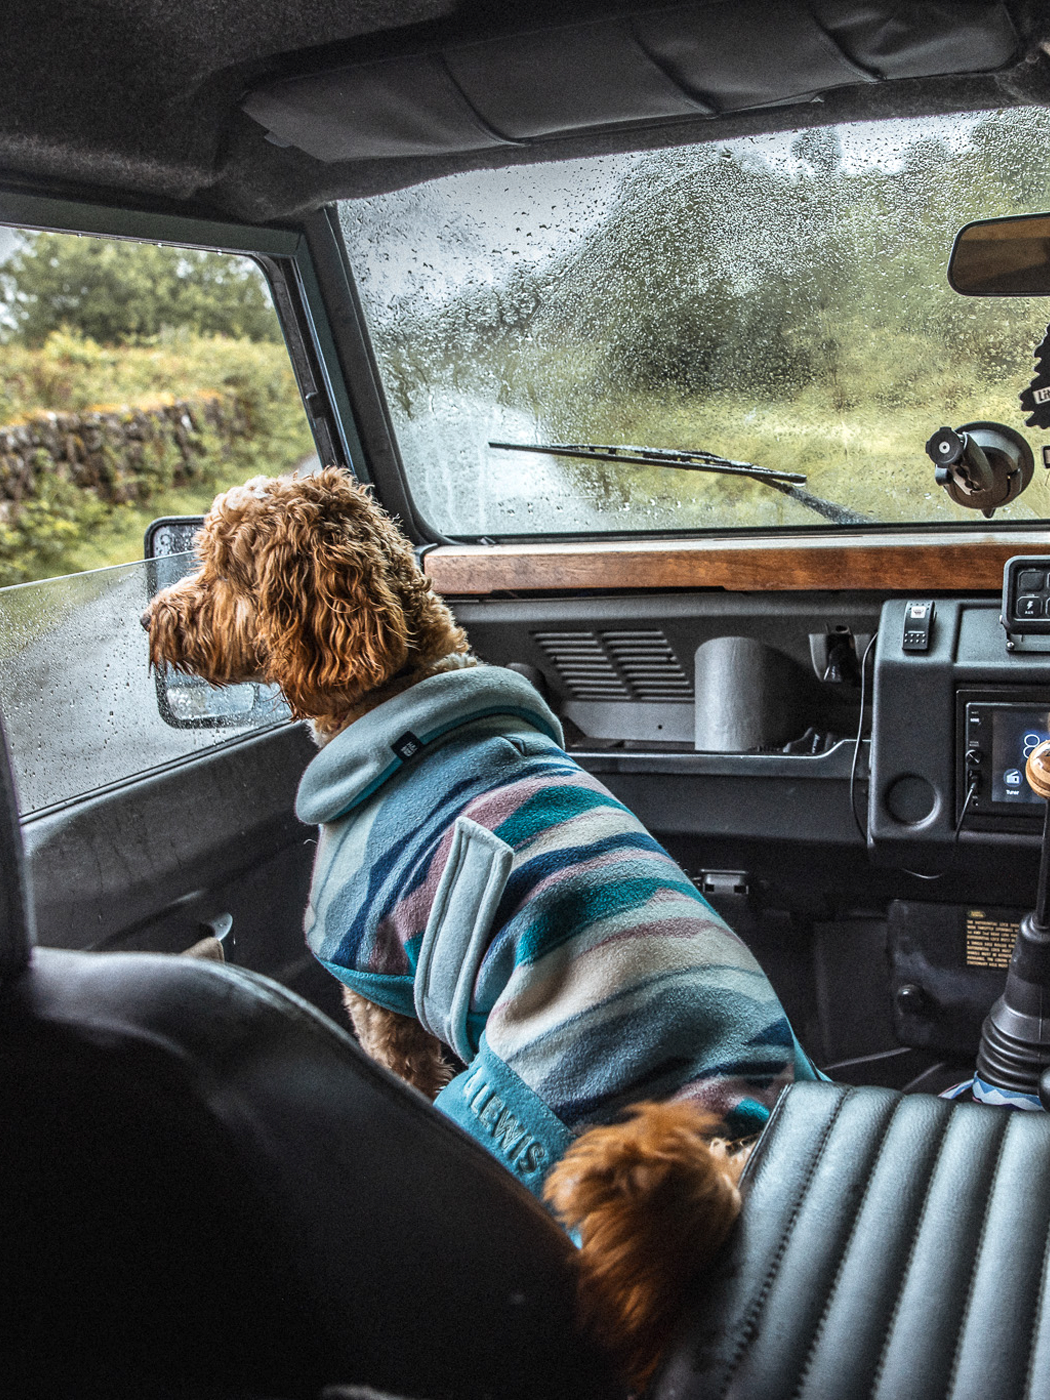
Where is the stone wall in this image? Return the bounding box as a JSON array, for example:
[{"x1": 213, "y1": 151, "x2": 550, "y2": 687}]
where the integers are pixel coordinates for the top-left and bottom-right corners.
[{"x1": 0, "y1": 391, "x2": 251, "y2": 523}]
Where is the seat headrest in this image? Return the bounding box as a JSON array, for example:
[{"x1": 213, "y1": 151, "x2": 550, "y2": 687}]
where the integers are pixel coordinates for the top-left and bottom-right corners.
[{"x1": 0, "y1": 712, "x2": 33, "y2": 981}]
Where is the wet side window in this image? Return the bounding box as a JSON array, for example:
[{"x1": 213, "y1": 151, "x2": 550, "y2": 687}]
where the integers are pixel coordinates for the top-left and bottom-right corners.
[
  {"x1": 0, "y1": 557, "x2": 289, "y2": 815},
  {"x1": 0, "y1": 230, "x2": 313, "y2": 812}
]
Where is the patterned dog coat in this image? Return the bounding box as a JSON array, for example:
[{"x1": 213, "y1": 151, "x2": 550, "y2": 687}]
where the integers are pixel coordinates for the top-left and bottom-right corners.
[{"x1": 297, "y1": 666, "x2": 817, "y2": 1198}]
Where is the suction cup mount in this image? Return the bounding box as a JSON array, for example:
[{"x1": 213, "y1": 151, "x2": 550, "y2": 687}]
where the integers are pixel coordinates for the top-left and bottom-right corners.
[{"x1": 926, "y1": 421, "x2": 1034, "y2": 518}]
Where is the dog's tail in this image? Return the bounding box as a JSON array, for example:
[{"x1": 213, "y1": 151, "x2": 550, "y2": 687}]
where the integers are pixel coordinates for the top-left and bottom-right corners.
[{"x1": 543, "y1": 1100, "x2": 745, "y2": 1393}]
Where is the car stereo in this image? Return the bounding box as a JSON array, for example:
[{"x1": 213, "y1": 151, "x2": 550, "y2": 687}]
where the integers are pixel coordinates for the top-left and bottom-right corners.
[{"x1": 958, "y1": 688, "x2": 1050, "y2": 824}]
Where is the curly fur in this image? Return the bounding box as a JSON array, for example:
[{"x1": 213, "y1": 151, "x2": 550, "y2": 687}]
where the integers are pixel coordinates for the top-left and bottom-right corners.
[
  {"x1": 144, "y1": 467, "x2": 748, "y2": 1392},
  {"x1": 341, "y1": 986, "x2": 453, "y2": 1101},
  {"x1": 143, "y1": 467, "x2": 469, "y2": 739},
  {"x1": 544, "y1": 1102, "x2": 749, "y2": 1392}
]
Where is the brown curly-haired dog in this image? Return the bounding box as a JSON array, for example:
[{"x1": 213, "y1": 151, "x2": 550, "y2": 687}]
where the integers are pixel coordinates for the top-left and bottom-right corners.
[
  {"x1": 142, "y1": 467, "x2": 749, "y2": 1393},
  {"x1": 143, "y1": 468, "x2": 461, "y2": 1096},
  {"x1": 144, "y1": 468, "x2": 468, "y2": 740}
]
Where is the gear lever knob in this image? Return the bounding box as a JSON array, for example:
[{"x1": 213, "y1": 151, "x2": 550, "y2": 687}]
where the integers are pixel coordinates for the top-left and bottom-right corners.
[{"x1": 1027, "y1": 739, "x2": 1050, "y2": 802}]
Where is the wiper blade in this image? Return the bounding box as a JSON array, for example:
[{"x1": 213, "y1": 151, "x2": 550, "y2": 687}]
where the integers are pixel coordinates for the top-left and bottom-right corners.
[
  {"x1": 489, "y1": 440, "x2": 872, "y2": 527},
  {"x1": 489, "y1": 440, "x2": 806, "y2": 484}
]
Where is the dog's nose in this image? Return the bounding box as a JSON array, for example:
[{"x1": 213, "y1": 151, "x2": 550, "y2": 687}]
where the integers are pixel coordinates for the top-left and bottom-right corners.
[{"x1": 140, "y1": 609, "x2": 152, "y2": 631}]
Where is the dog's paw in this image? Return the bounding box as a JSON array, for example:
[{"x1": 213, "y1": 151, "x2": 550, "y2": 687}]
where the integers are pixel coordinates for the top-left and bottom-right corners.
[{"x1": 544, "y1": 1100, "x2": 745, "y2": 1392}]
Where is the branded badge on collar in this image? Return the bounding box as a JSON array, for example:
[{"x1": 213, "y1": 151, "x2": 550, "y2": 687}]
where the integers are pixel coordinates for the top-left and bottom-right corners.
[{"x1": 391, "y1": 731, "x2": 424, "y2": 762}]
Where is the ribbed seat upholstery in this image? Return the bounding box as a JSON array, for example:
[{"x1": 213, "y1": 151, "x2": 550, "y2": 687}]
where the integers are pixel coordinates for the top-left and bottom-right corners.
[{"x1": 653, "y1": 1080, "x2": 1050, "y2": 1400}]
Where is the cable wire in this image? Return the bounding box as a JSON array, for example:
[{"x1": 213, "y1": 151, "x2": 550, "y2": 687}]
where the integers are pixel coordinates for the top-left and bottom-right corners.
[
  {"x1": 849, "y1": 632, "x2": 879, "y2": 842},
  {"x1": 903, "y1": 779, "x2": 977, "y2": 880},
  {"x1": 848, "y1": 629, "x2": 976, "y2": 878}
]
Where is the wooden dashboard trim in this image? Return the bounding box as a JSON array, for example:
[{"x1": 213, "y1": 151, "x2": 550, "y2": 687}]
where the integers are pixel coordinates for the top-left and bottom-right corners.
[{"x1": 424, "y1": 530, "x2": 1050, "y2": 595}]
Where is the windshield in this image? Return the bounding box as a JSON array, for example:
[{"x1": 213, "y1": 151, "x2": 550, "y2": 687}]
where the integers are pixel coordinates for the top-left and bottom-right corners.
[{"x1": 338, "y1": 106, "x2": 1050, "y2": 537}]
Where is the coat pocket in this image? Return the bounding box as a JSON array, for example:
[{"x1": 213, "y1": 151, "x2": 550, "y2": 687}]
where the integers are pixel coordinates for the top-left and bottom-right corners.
[{"x1": 414, "y1": 816, "x2": 513, "y2": 1061}]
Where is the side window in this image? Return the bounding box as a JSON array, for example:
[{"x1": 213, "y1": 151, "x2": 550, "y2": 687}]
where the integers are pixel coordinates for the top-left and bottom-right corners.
[{"x1": 0, "y1": 229, "x2": 315, "y2": 815}]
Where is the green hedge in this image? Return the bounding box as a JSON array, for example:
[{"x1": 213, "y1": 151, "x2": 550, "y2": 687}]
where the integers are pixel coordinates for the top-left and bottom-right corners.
[{"x1": 0, "y1": 332, "x2": 314, "y2": 586}]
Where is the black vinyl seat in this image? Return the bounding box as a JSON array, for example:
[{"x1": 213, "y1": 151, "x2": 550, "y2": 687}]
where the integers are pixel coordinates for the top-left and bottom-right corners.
[
  {"x1": 0, "y1": 718, "x2": 623, "y2": 1400},
  {"x1": 653, "y1": 1079, "x2": 1050, "y2": 1400}
]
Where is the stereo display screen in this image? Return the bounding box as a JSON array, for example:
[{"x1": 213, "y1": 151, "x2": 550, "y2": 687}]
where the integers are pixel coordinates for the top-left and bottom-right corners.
[{"x1": 990, "y1": 707, "x2": 1050, "y2": 806}]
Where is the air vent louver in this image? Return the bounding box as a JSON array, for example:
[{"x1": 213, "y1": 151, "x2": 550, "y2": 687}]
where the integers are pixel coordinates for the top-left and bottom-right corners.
[
  {"x1": 533, "y1": 631, "x2": 627, "y2": 700},
  {"x1": 534, "y1": 629, "x2": 692, "y2": 701}
]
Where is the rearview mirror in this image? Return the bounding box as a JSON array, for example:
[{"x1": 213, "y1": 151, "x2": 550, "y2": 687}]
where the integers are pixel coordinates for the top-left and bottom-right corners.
[
  {"x1": 145, "y1": 516, "x2": 291, "y2": 730},
  {"x1": 949, "y1": 213, "x2": 1050, "y2": 296}
]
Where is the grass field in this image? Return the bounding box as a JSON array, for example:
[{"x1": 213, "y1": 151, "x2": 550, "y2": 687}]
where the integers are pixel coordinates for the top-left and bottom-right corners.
[{"x1": 555, "y1": 378, "x2": 1050, "y2": 531}]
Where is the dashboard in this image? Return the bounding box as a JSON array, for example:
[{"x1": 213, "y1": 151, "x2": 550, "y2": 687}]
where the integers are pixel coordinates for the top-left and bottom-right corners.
[
  {"x1": 870, "y1": 587, "x2": 1050, "y2": 863},
  {"x1": 446, "y1": 562, "x2": 1050, "y2": 1081}
]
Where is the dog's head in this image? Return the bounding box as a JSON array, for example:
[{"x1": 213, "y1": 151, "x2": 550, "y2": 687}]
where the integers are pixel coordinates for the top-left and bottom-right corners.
[{"x1": 143, "y1": 467, "x2": 465, "y2": 724}]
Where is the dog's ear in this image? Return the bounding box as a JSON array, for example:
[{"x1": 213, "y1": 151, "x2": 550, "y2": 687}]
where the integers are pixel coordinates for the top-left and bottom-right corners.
[{"x1": 254, "y1": 528, "x2": 410, "y2": 716}]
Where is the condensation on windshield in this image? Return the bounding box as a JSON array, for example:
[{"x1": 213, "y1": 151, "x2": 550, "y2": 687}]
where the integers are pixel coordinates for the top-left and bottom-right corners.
[
  {"x1": 0, "y1": 557, "x2": 289, "y2": 815},
  {"x1": 339, "y1": 108, "x2": 1050, "y2": 535}
]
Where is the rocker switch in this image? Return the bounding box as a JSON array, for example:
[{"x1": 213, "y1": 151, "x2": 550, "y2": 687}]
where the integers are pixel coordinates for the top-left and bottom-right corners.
[{"x1": 902, "y1": 600, "x2": 934, "y2": 652}]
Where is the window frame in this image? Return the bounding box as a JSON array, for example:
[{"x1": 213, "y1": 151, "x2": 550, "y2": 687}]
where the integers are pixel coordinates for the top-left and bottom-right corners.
[{"x1": 0, "y1": 192, "x2": 386, "y2": 813}]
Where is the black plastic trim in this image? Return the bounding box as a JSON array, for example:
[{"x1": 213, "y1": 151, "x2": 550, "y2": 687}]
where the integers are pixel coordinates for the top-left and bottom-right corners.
[{"x1": 302, "y1": 207, "x2": 453, "y2": 543}]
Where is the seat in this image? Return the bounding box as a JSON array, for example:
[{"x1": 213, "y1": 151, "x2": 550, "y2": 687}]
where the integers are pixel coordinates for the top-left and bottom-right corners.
[
  {"x1": 653, "y1": 1079, "x2": 1050, "y2": 1400},
  {"x1": 0, "y1": 716, "x2": 623, "y2": 1400}
]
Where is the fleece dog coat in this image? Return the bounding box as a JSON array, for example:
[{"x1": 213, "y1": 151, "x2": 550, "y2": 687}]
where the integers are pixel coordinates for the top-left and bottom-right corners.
[{"x1": 297, "y1": 666, "x2": 816, "y2": 1198}]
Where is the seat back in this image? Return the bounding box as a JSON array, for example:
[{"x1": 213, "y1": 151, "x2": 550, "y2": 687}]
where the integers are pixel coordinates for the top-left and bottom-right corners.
[{"x1": 0, "y1": 715, "x2": 622, "y2": 1400}]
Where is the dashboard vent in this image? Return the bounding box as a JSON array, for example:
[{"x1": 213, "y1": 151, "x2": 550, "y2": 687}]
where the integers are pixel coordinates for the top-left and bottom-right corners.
[
  {"x1": 533, "y1": 629, "x2": 693, "y2": 701},
  {"x1": 603, "y1": 630, "x2": 694, "y2": 700},
  {"x1": 533, "y1": 631, "x2": 627, "y2": 700}
]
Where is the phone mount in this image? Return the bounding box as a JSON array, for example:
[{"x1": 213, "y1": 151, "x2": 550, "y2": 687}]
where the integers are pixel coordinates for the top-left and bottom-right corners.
[
  {"x1": 973, "y1": 739, "x2": 1050, "y2": 1110},
  {"x1": 925, "y1": 421, "x2": 1034, "y2": 519}
]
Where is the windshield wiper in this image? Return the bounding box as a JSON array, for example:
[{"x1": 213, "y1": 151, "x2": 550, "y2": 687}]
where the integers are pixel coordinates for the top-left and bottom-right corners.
[
  {"x1": 490, "y1": 440, "x2": 804, "y2": 482},
  {"x1": 488, "y1": 440, "x2": 871, "y2": 526}
]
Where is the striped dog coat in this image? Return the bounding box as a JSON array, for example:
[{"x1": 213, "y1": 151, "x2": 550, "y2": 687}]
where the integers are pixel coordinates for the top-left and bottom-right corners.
[{"x1": 297, "y1": 666, "x2": 816, "y2": 1198}]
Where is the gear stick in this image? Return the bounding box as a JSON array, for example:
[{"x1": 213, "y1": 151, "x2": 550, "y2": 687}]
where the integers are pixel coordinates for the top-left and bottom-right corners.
[{"x1": 974, "y1": 739, "x2": 1050, "y2": 1110}]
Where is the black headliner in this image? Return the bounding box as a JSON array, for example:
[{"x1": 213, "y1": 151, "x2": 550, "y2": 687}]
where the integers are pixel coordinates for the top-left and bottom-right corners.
[{"x1": 2, "y1": 1, "x2": 1050, "y2": 226}]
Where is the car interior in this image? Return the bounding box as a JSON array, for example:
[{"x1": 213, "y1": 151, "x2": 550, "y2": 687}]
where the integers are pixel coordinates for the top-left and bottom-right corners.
[{"x1": 4, "y1": 2, "x2": 1050, "y2": 1397}]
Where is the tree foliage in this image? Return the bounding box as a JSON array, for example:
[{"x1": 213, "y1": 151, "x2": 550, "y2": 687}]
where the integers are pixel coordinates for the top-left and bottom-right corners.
[
  {"x1": 0, "y1": 233, "x2": 281, "y2": 346},
  {"x1": 372, "y1": 106, "x2": 1050, "y2": 417}
]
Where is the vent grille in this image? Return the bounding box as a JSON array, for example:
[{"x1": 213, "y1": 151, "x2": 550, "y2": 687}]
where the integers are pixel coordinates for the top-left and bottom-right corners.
[{"x1": 534, "y1": 629, "x2": 693, "y2": 701}]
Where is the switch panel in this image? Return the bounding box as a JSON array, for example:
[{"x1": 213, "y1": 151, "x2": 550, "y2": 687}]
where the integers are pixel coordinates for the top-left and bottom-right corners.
[
  {"x1": 1002, "y1": 556, "x2": 1050, "y2": 650},
  {"x1": 902, "y1": 600, "x2": 935, "y2": 652}
]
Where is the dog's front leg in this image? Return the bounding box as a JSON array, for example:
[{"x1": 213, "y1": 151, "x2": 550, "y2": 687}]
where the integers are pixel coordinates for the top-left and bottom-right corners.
[{"x1": 341, "y1": 987, "x2": 453, "y2": 1100}]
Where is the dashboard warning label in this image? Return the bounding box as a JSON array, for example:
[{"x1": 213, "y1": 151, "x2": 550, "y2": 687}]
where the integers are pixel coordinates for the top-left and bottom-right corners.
[{"x1": 965, "y1": 910, "x2": 1016, "y2": 968}]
